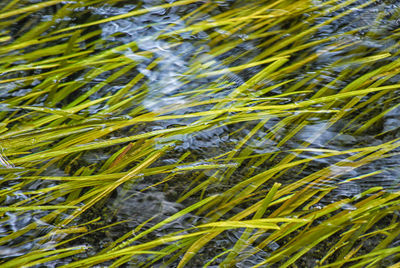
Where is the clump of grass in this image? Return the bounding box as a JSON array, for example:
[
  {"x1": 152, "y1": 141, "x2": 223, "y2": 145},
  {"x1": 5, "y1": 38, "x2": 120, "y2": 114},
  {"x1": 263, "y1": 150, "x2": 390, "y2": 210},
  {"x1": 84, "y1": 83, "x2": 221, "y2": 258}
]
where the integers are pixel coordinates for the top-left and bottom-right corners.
[{"x1": 0, "y1": 0, "x2": 399, "y2": 267}]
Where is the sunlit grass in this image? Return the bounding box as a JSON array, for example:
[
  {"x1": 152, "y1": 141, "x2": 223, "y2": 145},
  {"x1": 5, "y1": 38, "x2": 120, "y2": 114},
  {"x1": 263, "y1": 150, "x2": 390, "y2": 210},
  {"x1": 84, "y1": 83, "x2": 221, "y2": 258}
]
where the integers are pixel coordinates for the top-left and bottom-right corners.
[{"x1": 0, "y1": 0, "x2": 399, "y2": 267}]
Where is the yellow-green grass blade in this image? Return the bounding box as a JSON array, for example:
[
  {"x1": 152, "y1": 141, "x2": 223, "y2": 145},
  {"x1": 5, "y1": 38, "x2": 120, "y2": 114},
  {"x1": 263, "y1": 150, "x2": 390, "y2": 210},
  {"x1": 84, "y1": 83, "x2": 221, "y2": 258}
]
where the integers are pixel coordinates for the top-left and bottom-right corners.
[{"x1": 0, "y1": 247, "x2": 86, "y2": 268}]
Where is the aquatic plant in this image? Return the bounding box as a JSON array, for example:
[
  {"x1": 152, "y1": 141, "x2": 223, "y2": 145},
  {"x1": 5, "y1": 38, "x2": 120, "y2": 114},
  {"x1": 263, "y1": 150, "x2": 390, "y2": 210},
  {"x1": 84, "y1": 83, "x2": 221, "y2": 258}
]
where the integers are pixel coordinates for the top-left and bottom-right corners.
[{"x1": 0, "y1": 0, "x2": 399, "y2": 267}]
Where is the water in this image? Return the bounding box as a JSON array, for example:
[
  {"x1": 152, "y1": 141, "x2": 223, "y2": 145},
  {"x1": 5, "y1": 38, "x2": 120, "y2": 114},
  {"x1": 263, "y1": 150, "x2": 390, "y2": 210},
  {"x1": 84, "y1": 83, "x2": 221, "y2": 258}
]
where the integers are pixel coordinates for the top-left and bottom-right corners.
[{"x1": 0, "y1": 0, "x2": 400, "y2": 266}]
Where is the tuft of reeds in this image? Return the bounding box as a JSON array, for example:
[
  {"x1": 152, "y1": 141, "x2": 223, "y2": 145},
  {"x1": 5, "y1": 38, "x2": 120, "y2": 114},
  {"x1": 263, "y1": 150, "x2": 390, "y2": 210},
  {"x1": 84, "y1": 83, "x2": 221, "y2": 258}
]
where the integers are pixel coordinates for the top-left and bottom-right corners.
[{"x1": 0, "y1": 0, "x2": 399, "y2": 267}]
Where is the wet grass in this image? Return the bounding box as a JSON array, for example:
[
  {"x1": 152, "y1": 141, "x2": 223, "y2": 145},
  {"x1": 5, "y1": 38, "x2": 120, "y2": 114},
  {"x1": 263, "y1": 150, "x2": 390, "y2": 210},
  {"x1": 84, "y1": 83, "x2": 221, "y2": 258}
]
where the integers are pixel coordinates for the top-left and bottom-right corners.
[{"x1": 0, "y1": 0, "x2": 400, "y2": 267}]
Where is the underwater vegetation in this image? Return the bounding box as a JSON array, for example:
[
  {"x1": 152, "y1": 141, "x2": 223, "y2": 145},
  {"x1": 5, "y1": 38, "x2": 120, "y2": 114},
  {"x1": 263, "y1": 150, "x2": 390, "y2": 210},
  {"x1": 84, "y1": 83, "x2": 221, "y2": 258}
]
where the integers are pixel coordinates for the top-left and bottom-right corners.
[{"x1": 0, "y1": 0, "x2": 400, "y2": 266}]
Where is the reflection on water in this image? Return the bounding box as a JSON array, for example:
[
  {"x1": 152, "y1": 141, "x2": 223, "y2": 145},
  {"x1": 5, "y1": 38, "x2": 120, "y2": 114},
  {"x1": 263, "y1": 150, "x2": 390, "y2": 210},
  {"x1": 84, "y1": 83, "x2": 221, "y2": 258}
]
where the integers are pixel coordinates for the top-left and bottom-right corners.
[{"x1": 0, "y1": 152, "x2": 13, "y2": 168}]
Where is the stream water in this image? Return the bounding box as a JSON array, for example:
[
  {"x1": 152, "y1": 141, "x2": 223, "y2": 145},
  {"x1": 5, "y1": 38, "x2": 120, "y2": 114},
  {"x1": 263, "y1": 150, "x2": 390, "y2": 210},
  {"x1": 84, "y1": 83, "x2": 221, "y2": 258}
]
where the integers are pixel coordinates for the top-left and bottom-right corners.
[{"x1": 1, "y1": 0, "x2": 400, "y2": 267}]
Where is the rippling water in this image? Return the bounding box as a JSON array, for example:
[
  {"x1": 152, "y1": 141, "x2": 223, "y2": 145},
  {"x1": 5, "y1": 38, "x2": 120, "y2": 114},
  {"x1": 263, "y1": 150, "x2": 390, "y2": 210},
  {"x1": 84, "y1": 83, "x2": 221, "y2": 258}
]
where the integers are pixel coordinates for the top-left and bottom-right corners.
[{"x1": 1, "y1": 0, "x2": 400, "y2": 266}]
